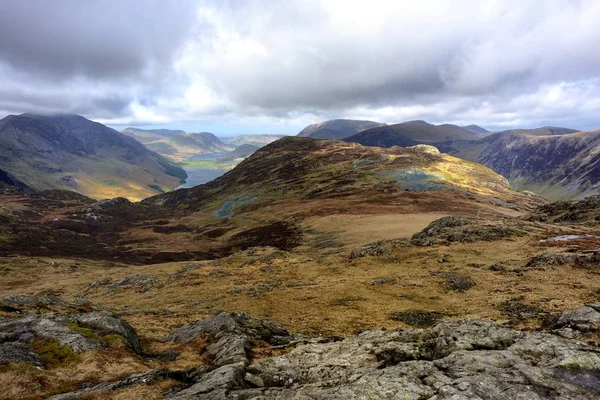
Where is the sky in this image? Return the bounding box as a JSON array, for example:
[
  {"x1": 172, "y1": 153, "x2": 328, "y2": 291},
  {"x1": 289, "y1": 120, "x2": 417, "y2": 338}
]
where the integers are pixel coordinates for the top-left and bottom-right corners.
[{"x1": 1, "y1": 0, "x2": 600, "y2": 135}]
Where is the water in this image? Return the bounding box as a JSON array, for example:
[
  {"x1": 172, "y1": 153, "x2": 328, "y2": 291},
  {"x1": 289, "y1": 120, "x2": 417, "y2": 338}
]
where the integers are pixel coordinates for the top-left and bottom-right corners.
[{"x1": 177, "y1": 152, "x2": 227, "y2": 189}]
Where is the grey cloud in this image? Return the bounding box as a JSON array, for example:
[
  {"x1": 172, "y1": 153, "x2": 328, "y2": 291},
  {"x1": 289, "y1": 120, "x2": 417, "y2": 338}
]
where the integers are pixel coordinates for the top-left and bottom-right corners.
[
  {"x1": 0, "y1": 0, "x2": 196, "y2": 80},
  {"x1": 1, "y1": 0, "x2": 600, "y2": 130}
]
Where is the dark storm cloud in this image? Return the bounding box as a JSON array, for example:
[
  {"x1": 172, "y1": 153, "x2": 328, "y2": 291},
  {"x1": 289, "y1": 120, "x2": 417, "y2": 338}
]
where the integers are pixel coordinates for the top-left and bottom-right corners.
[{"x1": 0, "y1": 0, "x2": 195, "y2": 80}]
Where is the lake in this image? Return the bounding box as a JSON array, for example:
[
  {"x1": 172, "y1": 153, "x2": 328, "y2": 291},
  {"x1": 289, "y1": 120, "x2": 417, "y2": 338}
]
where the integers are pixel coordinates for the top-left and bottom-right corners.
[{"x1": 177, "y1": 152, "x2": 226, "y2": 189}]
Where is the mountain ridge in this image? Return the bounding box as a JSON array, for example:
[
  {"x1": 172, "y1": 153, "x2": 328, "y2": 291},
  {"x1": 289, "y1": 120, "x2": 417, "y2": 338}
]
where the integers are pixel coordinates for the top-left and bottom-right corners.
[{"x1": 297, "y1": 119, "x2": 386, "y2": 139}]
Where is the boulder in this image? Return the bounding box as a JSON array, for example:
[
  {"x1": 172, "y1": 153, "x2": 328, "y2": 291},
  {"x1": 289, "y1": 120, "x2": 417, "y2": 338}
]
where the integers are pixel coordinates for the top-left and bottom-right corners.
[
  {"x1": 54, "y1": 311, "x2": 142, "y2": 353},
  {"x1": 554, "y1": 306, "x2": 600, "y2": 332},
  {"x1": 164, "y1": 312, "x2": 289, "y2": 345}
]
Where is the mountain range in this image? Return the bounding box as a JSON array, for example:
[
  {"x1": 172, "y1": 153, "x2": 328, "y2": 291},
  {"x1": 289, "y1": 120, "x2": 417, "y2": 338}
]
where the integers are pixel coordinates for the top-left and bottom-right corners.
[
  {"x1": 122, "y1": 127, "x2": 232, "y2": 161},
  {"x1": 299, "y1": 118, "x2": 594, "y2": 200},
  {"x1": 0, "y1": 114, "x2": 186, "y2": 200}
]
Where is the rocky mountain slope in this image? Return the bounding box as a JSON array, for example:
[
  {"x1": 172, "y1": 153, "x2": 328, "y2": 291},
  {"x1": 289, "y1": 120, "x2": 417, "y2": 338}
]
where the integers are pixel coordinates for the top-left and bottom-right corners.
[
  {"x1": 0, "y1": 114, "x2": 186, "y2": 200},
  {"x1": 297, "y1": 119, "x2": 386, "y2": 140},
  {"x1": 123, "y1": 128, "x2": 232, "y2": 162},
  {"x1": 343, "y1": 120, "x2": 489, "y2": 148},
  {"x1": 444, "y1": 127, "x2": 600, "y2": 200}
]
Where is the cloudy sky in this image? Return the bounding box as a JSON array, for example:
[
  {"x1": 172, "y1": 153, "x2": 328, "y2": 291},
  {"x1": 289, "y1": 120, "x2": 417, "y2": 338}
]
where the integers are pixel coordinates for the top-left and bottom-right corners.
[{"x1": 1, "y1": 0, "x2": 599, "y2": 134}]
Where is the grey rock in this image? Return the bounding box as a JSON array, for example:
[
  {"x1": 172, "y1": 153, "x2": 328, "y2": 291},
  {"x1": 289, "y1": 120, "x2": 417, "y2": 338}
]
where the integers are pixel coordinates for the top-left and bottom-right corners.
[
  {"x1": 30, "y1": 318, "x2": 102, "y2": 353},
  {"x1": 47, "y1": 369, "x2": 167, "y2": 400},
  {"x1": 0, "y1": 316, "x2": 101, "y2": 353},
  {"x1": 555, "y1": 306, "x2": 600, "y2": 332},
  {"x1": 164, "y1": 312, "x2": 289, "y2": 345},
  {"x1": 1, "y1": 294, "x2": 73, "y2": 309},
  {"x1": 206, "y1": 334, "x2": 251, "y2": 367},
  {"x1": 54, "y1": 311, "x2": 142, "y2": 353},
  {"x1": 0, "y1": 342, "x2": 44, "y2": 366},
  {"x1": 168, "y1": 363, "x2": 246, "y2": 400},
  {"x1": 188, "y1": 319, "x2": 600, "y2": 399}
]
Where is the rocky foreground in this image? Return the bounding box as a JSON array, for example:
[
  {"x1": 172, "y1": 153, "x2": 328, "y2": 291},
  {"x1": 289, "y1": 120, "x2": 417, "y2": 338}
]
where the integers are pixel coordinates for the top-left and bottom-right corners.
[{"x1": 2, "y1": 295, "x2": 600, "y2": 399}]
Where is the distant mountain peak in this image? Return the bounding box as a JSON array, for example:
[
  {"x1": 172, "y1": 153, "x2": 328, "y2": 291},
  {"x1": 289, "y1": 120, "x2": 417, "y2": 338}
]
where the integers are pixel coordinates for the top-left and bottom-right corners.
[
  {"x1": 297, "y1": 119, "x2": 386, "y2": 140},
  {"x1": 401, "y1": 120, "x2": 433, "y2": 126}
]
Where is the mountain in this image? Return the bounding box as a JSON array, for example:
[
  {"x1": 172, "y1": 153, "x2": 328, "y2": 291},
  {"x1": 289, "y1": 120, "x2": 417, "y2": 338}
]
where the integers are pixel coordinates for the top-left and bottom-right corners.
[
  {"x1": 462, "y1": 124, "x2": 489, "y2": 135},
  {"x1": 122, "y1": 127, "x2": 186, "y2": 140},
  {"x1": 344, "y1": 122, "x2": 597, "y2": 200},
  {"x1": 343, "y1": 121, "x2": 487, "y2": 148},
  {"x1": 222, "y1": 134, "x2": 287, "y2": 148},
  {"x1": 123, "y1": 128, "x2": 231, "y2": 161},
  {"x1": 297, "y1": 119, "x2": 386, "y2": 140},
  {"x1": 0, "y1": 114, "x2": 186, "y2": 200},
  {"x1": 146, "y1": 137, "x2": 539, "y2": 217},
  {"x1": 448, "y1": 128, "x2": 599, "y2": 200},
  {"x1": 218, "y1": 144, "x2": 260, "y2": 162}
]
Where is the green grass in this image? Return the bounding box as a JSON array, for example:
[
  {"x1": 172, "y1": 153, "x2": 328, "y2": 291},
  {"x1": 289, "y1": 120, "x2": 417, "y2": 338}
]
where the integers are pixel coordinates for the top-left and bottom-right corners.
[
  {"x1": 182, "y1": 160, "x2": 221, "y2": 169},
  {"x1": 182, "y1": 159, "x2": 240, "y2": 171},
  {"x1": 64, "y1": 323, "x2": 125, "y2": 347},
  {"x1": 30, "y1": 338, "x2": 79, "y2": 367}
]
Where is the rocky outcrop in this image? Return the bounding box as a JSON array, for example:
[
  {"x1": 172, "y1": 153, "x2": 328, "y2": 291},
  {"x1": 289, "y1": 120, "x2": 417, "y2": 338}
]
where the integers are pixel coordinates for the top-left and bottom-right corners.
[
  {"x1": 164, "y1": 318, "x2": 600, "y2": 399},
  {"x1": 411, "y1": 216, "x2": 526, "y2": 246},
  {"x1": 163, "y1": 311, "x2": 290, "y2": 345},
  {"x1": 13, "y1": 310, "x2": 600, "y2": 399},
  {"x1": 54, "y1": 311, "x2": 142, "y2": 353},
  {"x1": 553, "y1": 303, "x2": 600, "y2": 333},
  {"x1": 47, "y1": 369, "x2": 169, "y2": 400},
  {"x1": 0, "y1": 309, "x2": 143, "y2": 367}
]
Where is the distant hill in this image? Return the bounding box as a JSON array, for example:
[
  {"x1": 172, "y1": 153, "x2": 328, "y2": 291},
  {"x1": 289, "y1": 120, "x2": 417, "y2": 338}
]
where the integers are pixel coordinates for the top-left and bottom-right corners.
[
  {"x1": 222, "y1": 134, "x2": 286, "y2": 148},
  {"x1": 0, "y1": 114, "x2": 186, "y2": 200},
  {"x1": 145, "y1": 136, "x2": 539, "y2": 216},
  {"x1": 462, "y1": 125, "x2": 489, "y2": 135},
  {"x1": 297, "y1": 119, "x2": 386, "y2": 140},
  {"x1": 445, "y1": 127, "x2": 600, "y2": 200},
  {"x1": 343, "y1": 121, "x2": 486, "y2": 147},
  {"x1": 122, "y1": 127, "x2": 186, "y2": 138},
  {"x1": 123, "y1": 128, "x2": 231, "y2": 161},
  {"x1": 218, "y1": 144, "x2": 260, "y2": 162}
]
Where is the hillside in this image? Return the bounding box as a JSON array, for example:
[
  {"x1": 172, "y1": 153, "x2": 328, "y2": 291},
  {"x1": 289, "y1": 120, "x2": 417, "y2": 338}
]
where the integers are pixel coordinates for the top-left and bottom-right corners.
[
  {"x1": 123, "y1": 128, "x2": 231, "y2": 161},
  {"x1": 343, "y1": 121, "x2": 488, "y2": 148},
  {"x1": 222, "y1": 134, "x2": 286, "y2": 147},
  {"x1": 475, "y1": 130, "x2": 600, "y2": 199},
  {"x1": 0, "y1": 114, "x2": 186, "y2": 200},
  {"x1": 5, "y1": 138, "x2": 600, "y2": 398},
  {"x1": 218, "y1": 143, "x2": 260, "y2": 162},
  {"x1": 443, "y1": 127, "x2": 595, "y2": 200},
  {"x1": 297, "y1": 119, "x2": 386, "y2": 139},
  {"x1": 344, "y1": 123, "x2": 595, "y2": 200},
  {"x1": 144, "y1": 137, "x2": 540, "y2": 231}
]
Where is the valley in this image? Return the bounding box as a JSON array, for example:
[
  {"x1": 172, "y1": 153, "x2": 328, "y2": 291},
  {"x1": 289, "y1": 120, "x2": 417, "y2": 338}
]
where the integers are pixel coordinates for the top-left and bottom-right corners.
[
  {"x1": 3, "y1": 3, "x2": 600, "y2": 398},
  {"x1": 2, "y1": 133, "x2": 600, "y2": 398}
]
